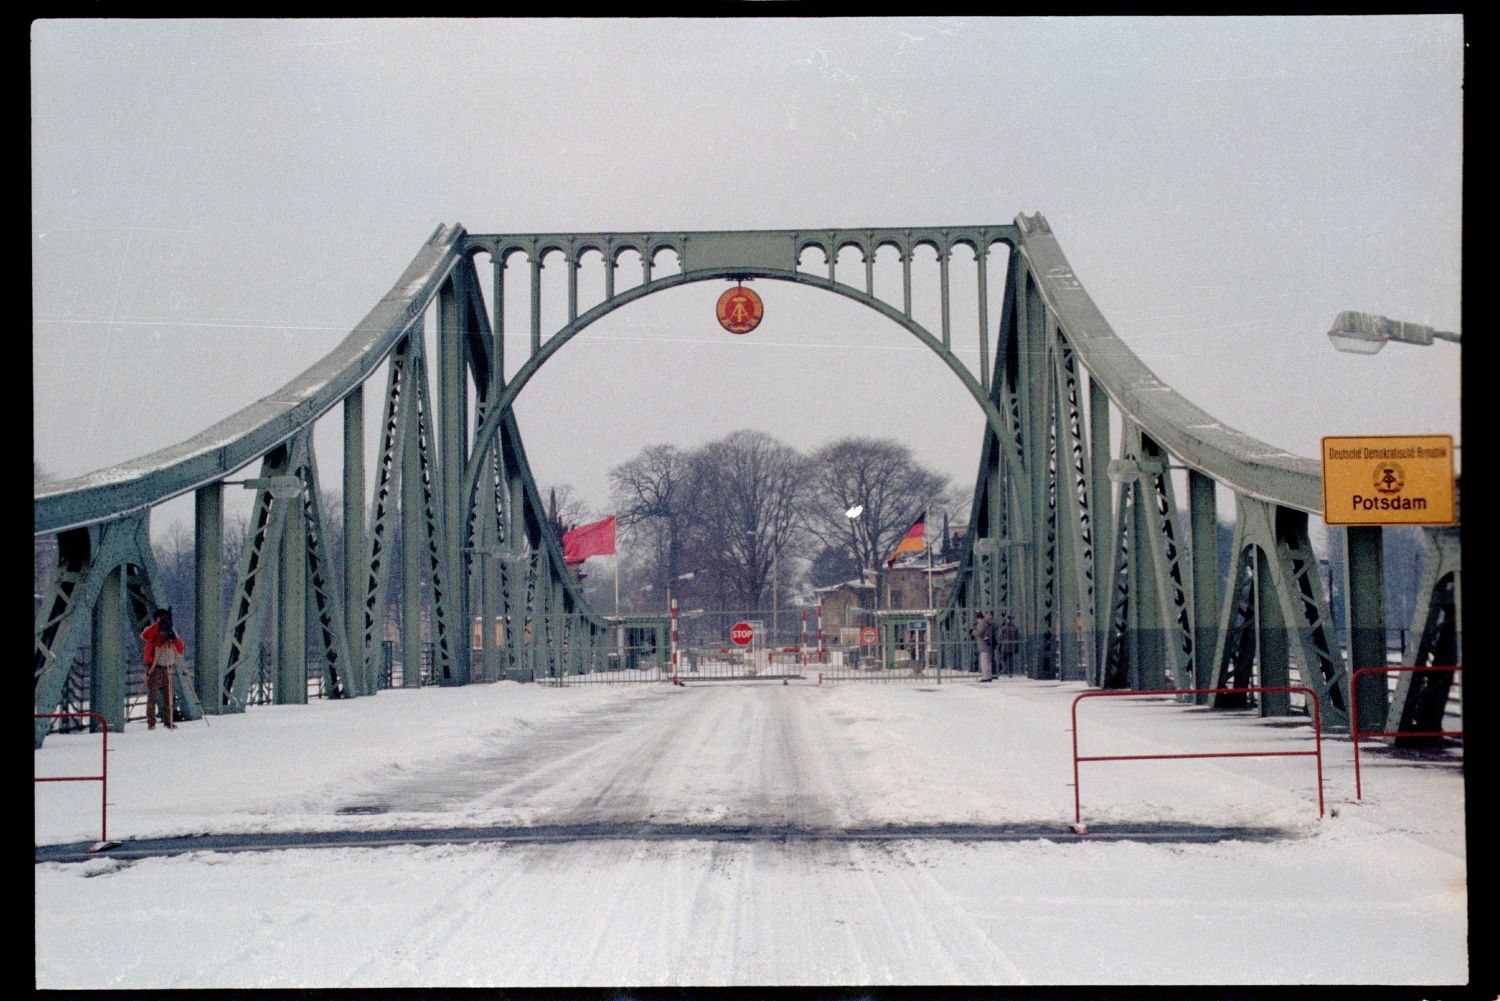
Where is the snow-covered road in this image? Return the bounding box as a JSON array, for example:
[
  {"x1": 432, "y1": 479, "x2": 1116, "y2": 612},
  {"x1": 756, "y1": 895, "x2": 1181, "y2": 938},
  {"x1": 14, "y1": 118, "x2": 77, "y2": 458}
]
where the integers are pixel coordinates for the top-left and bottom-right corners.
[
  {"x1": 354, "y1": 682, "x2": 863, "y2": 831},
  {"x1": 34, "y1": 678, "x2": 1468, "y2": 988}
]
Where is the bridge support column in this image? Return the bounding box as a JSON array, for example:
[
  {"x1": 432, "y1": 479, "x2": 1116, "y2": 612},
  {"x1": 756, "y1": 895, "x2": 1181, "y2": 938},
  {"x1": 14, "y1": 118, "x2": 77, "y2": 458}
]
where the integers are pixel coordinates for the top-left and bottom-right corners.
[
  {"x1": 438, "y1": 275, "x2": 470, "y2": 686},
  {"x1": 401, "y1": 391, "x2": 425, "y2": 687},
  {"x1": 531, "y1": 561, "x2": 549, "y2": 681},
  {"x1": 344, "y1": 386, "x2": 366, "y2": 695},
  {"x1": 1056, "y1": 484, "x2": 1082, "y2": 681},
  {"x1": 1389, "y1": 524, "x2": 1461, "y2": 739},
  {"x1": 1345, "y1": 525, "x2": 1388, "y2": 731},
  {"x1": 1188, "y1": 470, "x2": 1218, "y2": 700},
  {"x1": 194, "y1": 484, "x2": 224, "y2": 713},
  {"x1": 503, "y1": 551, "x2": 528, "y2": 681},
  {"x1": 90, "y1": 565, "x2": 127, "y2": 733},
  {"x1": 1089, "y1": 375, "x2": 1112, "y2": 682},
  {"x1": 1254, "y1": 546, "x2": 1293, "y2": 715},
  {"x1": 277, "y1": 486, "x2": 308, "y2": 704},
  {"x1": 1127, "y1": 467, "x2": 1164, "y2": 690},
  {"x1": 477, "y1": 514, "x2": 498, "y2": 683}
]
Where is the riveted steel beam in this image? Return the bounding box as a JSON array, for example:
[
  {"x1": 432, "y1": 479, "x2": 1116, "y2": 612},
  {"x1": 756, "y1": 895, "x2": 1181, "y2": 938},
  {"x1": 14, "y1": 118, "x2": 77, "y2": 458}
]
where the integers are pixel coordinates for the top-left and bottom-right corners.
[
  {"x1": 34, "y1": 218, "x2": 1447, "y2": 751},
  {"x1": 1344, "y1": 525, "x2": 1387, "y2": 729},
  {"x1": 1209, "y1": 497, "x2": 1348, "y2": 728},
  {"x1": 35, "y1": 225, "x2": 466, "y2": 537},
  {"x1": 33, "y1": 513, "x2": 165, "y2": 745},
  {"x1": 194, "y1": 484, "x2": 224, "y2": 711},
  {"x1": 222, "y1": 447, "x2": 297, "y2": 712},
  {"x1": 1014, "y1": 215, "x2": 1321, "y2": 515},
  {"x1": 1389, "y1": 522, "x2": 1462, "y2": 739},
  {"x1": 343, "y1": 387, "x2": 365, "y2": 695}
]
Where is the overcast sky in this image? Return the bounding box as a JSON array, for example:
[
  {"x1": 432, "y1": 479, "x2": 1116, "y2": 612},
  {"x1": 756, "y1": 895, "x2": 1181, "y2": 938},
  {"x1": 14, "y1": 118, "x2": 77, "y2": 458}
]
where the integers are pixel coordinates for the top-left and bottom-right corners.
[{"x1": 31, "y1": 17, "x2": 1463, "y2": 537}]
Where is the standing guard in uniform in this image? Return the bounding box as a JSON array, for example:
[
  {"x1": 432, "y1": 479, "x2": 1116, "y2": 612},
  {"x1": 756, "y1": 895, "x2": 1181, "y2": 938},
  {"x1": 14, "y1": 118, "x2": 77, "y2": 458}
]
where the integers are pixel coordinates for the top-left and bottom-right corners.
[
  {"x1": 973, "y1": 611, "x2": 997, "y2": 682},
  {"x1": 998, "y1": 614, "x2": 1021, "y2": 676}
]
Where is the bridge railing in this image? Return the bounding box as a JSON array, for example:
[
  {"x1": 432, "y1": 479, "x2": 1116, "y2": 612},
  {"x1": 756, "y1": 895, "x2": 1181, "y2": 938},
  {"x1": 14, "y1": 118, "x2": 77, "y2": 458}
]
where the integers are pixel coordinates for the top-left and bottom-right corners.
[
  {"x1": 33, "y1": 712, "x2": 112, "y2": 848},
  {"x1": 1070, "y1": 687, "x2": 1325, "y2": 832}
]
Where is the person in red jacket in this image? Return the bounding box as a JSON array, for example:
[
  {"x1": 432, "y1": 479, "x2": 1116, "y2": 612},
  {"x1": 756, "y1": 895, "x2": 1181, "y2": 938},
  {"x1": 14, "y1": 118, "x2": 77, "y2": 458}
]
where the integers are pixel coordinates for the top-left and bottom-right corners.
[{"x1": 141, "y1": 607, "x2": 185, "y2": 730}]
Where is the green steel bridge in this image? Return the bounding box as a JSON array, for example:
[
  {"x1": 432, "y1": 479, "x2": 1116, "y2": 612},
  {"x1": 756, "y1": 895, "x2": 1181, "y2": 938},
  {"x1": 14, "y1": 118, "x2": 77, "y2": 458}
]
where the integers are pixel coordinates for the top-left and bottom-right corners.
[{"x1": 33, "y1": 216, "x2": 1462, "y2": 747}]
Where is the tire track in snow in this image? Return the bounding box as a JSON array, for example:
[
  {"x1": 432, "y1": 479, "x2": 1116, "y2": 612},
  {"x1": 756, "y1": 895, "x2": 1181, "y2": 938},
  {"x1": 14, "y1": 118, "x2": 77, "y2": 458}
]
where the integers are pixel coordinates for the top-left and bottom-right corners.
[{"x1": 882, "y1": 841, "x2": 1031, "y2": 983}]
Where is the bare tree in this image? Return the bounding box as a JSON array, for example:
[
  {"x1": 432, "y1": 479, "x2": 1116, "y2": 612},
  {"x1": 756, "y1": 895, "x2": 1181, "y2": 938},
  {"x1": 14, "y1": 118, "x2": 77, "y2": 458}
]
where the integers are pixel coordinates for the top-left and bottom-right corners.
[
  {"x1": 152, "y1": 520, "x2": 197, "y2": 646},
  {"x1": 802, "y1": 437, "x2": 953, "y2": 580},
  {"x1": 683, "y1": 430, "x2": 811, "y2": 610},
  {"x1": 609, "y1": 444, "x2": 695, "y2": 605},
  {"x1": 544, "y1": 484, "x2": 593, "y2": 531}
]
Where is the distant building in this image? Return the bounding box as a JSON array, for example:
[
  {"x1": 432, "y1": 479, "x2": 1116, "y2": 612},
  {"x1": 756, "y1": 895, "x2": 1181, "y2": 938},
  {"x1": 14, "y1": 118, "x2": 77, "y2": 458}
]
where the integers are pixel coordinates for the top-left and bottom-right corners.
[
  {"x1": 812, "y1": 579, "x2": 877, "y2": 636},
  {"x1": 881, "y1": 561, "x2": 959, "y2": 612},
  {"x1": 811, "y1": 557, "x2": 960, "y2": 646}
]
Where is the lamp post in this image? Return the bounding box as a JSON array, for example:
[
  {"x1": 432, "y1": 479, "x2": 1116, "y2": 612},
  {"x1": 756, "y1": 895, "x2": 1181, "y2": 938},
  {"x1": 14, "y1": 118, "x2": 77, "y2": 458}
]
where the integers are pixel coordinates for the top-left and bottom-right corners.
[
  {"x1": 1326, "y1": 309, "x2": 1461, "y2": 681},
  {"x1": 1326, "y1": 311, "x2": 1460, "y2": 355},
  {"x1": 844, "y1": 505, "x2": 875, "y2": 612},
  {"x1": 666, "y1": 571, "x2": 694, "y2": 612}
]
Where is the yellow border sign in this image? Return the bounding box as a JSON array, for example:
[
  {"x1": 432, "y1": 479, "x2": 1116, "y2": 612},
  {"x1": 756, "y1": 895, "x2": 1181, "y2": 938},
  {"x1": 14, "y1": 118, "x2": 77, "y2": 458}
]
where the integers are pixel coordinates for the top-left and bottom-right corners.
[{"x1": 1321, "y1": 435, "x2": 1455, "y2": 526}]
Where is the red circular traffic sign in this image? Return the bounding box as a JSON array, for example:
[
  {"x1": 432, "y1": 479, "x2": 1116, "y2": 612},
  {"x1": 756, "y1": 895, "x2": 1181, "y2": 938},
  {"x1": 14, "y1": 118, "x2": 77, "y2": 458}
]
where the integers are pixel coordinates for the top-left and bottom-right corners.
[
  {"x1": 730, "y1": 621, "x2": 755, "y2": 646},
  {"x1": 860, "y1": 626, "x2": 878, "y2": 645},
  {"x1": 716, "y1": 286, "x2": 763, "y2": 335}
]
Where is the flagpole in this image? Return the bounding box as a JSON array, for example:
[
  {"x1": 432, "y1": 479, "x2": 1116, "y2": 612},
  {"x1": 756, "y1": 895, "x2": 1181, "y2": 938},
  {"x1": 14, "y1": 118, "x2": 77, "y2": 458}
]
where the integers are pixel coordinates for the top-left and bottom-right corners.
[
  {"x1": 918, "y1": 540, "x2": 930, "y2": 612},
  {"x1": 614, "y1": 554, "x2": 620, "y2": 615}
]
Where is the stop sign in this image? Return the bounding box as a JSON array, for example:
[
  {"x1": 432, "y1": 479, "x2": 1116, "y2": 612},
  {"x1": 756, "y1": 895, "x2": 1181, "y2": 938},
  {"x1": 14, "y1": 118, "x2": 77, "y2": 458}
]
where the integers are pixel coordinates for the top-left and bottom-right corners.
[{"x1": 730, "y1": 621, "x2": 754, "y2": 646}]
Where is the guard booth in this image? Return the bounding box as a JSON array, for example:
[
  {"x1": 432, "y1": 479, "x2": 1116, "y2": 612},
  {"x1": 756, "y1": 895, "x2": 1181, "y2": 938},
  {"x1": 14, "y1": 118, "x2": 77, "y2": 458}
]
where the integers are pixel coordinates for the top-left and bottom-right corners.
[
  {"x1": 604, "y1": 615, "x2": 669, "y2": 674},
  {"x1": 877, "y1": 610, "x2": 936, "y2": 673}
]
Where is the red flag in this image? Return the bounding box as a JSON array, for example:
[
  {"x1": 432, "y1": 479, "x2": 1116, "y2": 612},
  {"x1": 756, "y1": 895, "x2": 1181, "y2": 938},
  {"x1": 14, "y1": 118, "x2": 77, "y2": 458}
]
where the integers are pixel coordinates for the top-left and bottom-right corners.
[
  {"x1": 562, "y1": 515, "x2": 616, "y2": 565},
  {"x1": 885, "y1": 512, "x2": 926, "y2": 568}
]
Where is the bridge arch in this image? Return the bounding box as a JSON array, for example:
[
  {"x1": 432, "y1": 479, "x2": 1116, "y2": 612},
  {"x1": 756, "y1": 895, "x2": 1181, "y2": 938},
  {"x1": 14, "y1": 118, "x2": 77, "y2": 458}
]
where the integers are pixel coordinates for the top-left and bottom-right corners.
[{"x1": 460, "y1": 263, "x2": 1022, "y2": 533}]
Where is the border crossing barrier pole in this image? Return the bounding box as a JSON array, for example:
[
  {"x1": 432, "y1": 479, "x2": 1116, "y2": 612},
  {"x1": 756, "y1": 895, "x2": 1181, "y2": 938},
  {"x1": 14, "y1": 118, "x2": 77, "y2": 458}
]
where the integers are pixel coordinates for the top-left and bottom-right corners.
[
  {"x1": 801, "y1": 607, "x2": 808, "y2": 667},
  {"x1": 817, "y1": 603, "x2": 825, "y2": 663}
]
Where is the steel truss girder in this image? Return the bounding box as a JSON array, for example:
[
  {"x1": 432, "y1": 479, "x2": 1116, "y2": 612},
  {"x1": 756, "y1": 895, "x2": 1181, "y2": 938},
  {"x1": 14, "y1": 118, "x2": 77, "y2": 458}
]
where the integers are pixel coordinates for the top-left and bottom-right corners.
[
  {"x1": 34, "y1": 216, "x2": 1452, "y2": 745},
  {"x1": 1388, "y1": 524, "x2": 1462, "y2": 737},
  {"x1": 405, "y1": 333, "x2": 460, "y2": 683},
  {"x1": 1120, "y1": 425, "x2": 1196, "y2": 693},
  {"x1": 1210, "y1": 497, "x2": 1348, "y2": 729},
  {"x1": 293, "y1": 434, "x2": 356, "y2": 700},
  {"x1": 462, "y1": 241, "x2": 1035, "y2": 670},
  {"x1": 219, "y1": 445, "x2": 292, "y2": 710},
  {"x1": 1053, "y1": 336, "x2": 1097, "y2": 682},
  {"x1": 33, "y1": 514, "x2": 190, "y2": 746},
  {"x1": 1102, "y1": 463, "x2": 1135, "y2": 689},
  {"x1": 218, "y1": 431, "x2": 358, "y2": 710},
  {"x1": 34, "y1": 225, "x2": 465, "y2": 537},
  {"x1": 361, "y1": 332, "x2": 415, "y2": 683}
]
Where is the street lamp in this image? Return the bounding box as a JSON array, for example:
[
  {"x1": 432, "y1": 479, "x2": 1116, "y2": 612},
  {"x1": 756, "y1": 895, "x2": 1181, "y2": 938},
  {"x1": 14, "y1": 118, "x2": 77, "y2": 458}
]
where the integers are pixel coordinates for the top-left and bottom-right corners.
[
  {"x1": 844, "y1": 505, "x2": 876, "y2": 610},
  {"x1": 666, "y1": 571, "x2": 695, "y2": 611},
  {"x1": 1326, "y1": 311, "x2": 1461, "y2": 355}
]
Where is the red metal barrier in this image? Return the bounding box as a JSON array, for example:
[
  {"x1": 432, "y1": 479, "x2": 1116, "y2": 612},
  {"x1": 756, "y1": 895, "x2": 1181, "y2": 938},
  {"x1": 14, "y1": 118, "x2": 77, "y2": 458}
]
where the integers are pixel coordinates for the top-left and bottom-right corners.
[
  {"x1": 1070, "y1": 687, "x2": 1324, "y2": 830},
  {"x1": 34, "y1": 712, "x2": 114, "y2": 849},
  {"x1": 1349, "y1": 665, "x2": 1462, "y2": 800}
]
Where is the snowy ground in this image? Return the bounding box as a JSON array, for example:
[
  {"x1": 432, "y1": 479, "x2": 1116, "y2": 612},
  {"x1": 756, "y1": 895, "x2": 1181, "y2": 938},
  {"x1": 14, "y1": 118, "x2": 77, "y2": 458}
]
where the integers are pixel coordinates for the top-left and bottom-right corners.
[{"x1": 33, "y1": 675, "x2": 1467, "y2": 989}]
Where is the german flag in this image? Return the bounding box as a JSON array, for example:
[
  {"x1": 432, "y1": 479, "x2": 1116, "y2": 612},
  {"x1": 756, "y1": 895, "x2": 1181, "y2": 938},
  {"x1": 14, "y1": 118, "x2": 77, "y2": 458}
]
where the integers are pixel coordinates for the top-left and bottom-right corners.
[{"x1": 885, "y1": 511, "x2": 926, "y2": 568}]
